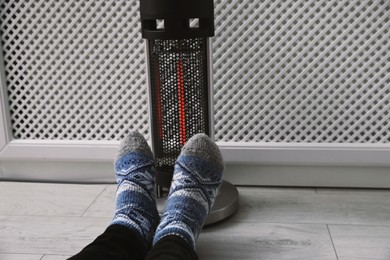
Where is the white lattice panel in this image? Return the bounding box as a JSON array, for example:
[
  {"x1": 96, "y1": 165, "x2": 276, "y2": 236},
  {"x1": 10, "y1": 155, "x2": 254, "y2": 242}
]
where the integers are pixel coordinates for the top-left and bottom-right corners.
[
  {"x1": 1, "y1": 0, "x2": 149, "y2": 140},
  {"x1": 213, "y1": 0, "x2": 390, "y2": 143},
  {"x1": 1, "y1": 0, "x2": 390, "y2": 143}
]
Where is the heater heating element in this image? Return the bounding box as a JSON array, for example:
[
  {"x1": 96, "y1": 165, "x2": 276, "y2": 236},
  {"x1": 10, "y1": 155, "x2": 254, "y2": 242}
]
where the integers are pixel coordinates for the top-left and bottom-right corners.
[{"x1": 148, "y1": 38, "x2": 211, "y2": 187}]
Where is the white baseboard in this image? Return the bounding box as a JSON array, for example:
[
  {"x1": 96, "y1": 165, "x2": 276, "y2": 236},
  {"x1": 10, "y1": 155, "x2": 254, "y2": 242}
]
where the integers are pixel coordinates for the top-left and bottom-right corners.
[
  {"x1": 1, "y1": 140, "x2": 390, "y2": 187},
  {"x1": 2, "y1": 159, "x2": 390, "y2": 188}
]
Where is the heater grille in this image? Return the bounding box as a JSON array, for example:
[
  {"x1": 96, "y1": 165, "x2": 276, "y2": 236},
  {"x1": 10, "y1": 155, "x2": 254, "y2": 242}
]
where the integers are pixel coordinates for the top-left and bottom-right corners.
[
  {"x1": 148, "y1": 38, "x2": 210, "y2": 169},
  {"x1": 1, "y1": 0, "x2": 390, "y2": 143}
]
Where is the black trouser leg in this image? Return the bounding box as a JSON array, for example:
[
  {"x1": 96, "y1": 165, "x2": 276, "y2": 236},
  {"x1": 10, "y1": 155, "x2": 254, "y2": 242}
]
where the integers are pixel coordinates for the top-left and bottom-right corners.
[
  {"x1": 68, "y1": 224, "x2": 147, "y2": 260},
  {"x1": 68, "y1": 225, "x2": 198, "y2": 260},
  {"x1": 146, "y1": 235, "x2": 198, "y2": 260}
]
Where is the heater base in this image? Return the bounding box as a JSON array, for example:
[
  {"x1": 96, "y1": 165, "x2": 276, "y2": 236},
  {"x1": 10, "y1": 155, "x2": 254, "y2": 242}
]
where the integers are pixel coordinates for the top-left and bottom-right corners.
[{"x1": 156, "y1": 180, "x2": 239, "y2": 225}]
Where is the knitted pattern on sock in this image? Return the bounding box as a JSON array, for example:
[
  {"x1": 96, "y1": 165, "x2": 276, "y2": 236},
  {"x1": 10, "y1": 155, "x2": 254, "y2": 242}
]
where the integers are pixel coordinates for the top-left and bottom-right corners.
[
  {"x1": 111, "y1": 132, "x2": 159, "y2": 249},
  {"x1": 153, "y1": 133, "x2": 224, "y2": 249}
]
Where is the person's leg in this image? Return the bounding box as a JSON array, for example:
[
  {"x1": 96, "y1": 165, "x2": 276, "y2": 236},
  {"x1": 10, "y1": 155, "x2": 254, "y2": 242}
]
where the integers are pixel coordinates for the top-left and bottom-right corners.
[
  {"x1": 69, "y1": 132, "x2": 160, "y2": 260},
  {"x1": 146, "y1": 235, "x2": 199, "y2": 260},
  {"x1": 147, "y1": 133, "x2": 224, "y2": 260},
  {"x1": 68, "y1": 224, "x2": 145, "y2": 260}
]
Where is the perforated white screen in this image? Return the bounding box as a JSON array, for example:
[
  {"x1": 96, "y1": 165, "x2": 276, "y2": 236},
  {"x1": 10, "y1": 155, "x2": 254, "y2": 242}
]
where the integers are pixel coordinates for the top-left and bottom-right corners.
[
  {"x1": 213, "y1": 0, "x2": 390, "y2": 143},
  {"x1": 1, "y1": 0, "x2": 389, "y2": 143},
  {"x1": 1, "y1": 1, "x2": 149, "y2": 140}
]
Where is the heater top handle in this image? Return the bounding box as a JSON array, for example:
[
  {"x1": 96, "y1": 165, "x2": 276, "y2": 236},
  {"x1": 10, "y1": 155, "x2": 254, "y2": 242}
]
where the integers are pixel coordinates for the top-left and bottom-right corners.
[{"x1": 140, "y1": 0, "x2": 215, "y2": 40}]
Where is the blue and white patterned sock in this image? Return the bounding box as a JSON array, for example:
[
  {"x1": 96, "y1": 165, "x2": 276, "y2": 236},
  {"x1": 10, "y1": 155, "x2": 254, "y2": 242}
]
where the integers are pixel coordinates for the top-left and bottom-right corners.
[
  {"x1": 111, "y1": 131, "x2": 159, "y2": 249},
  {"x1": 153, "y1": 133, "x2": 224, "y2": 249}
]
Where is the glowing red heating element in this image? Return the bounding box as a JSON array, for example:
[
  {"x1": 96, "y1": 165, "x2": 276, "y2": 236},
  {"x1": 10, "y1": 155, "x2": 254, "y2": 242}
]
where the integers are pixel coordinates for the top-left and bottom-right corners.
[
  {"x1": 177, "y1": 58, "x2": 187, "y2": 145},
  {"x1": 155, "y1": 64, "x2": 163, "y2": 140}
]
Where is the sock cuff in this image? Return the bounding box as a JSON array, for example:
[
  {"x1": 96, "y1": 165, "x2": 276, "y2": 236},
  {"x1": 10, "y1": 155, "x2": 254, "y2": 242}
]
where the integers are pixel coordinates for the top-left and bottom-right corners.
[{"x1": 153, "y1": 224, "x2": 196, "y2": 250}]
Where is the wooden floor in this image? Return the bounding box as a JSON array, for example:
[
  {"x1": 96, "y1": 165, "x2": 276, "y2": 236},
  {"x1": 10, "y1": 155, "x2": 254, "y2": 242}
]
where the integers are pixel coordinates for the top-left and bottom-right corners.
[{"x1": 1, "y1": 181, "x2": 390, "y2": 260}]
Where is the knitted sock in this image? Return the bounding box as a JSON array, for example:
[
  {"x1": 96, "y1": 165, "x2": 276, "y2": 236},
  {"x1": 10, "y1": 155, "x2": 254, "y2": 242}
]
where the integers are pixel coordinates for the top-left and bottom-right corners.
[
  {"x1": 153, "y1": 133, "x2": 224, "y2": 250},
  {"x1": 111, "y1": 131, "x2": 159, "y2": 250}
]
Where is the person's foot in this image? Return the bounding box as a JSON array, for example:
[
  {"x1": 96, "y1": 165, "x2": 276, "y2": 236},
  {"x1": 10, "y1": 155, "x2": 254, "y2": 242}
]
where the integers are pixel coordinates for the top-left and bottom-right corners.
[
  {"x1": 153, "y1": 133, "x2": 224, "y2": 249},
  {"x1": 111, "y1": 131, "x2": 159, "y2": 249}
]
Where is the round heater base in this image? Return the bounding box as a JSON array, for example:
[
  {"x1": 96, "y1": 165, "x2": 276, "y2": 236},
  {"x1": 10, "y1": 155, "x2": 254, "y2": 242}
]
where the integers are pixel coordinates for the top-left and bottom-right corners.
[{"x1": 156, "y1": 180, "x2": 239, "y2": 225}]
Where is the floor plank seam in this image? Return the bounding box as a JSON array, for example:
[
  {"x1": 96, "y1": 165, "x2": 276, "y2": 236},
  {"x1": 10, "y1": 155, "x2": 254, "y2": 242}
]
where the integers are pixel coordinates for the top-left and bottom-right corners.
[
  {"x1": 327, "y1": 224, "x2": 339, "y2": 260},
  {"x1": 213, "y1": 220, "x2": 390, "y2": 227},
  {"x1": 81, "y1": 185, "x2": 109, "y2": 217},
  {"x1": 0, "y1": 214, "x2": 111, "y2": 219},
  {"x1": 327, "y1": 223, "x2": 390, "y2": 227}
]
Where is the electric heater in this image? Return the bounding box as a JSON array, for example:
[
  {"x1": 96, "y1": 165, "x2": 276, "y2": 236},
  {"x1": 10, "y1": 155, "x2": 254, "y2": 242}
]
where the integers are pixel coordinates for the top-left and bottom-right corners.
[{"x1": 140, "y1": 0, "x2": 238, "y2": 224}]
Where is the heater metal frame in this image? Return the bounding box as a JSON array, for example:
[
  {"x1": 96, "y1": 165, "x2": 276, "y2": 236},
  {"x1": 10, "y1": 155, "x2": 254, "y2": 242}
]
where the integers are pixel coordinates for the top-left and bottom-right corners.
[{"x1": 141, "y1": 0, "x2": 239, "y2": 224}]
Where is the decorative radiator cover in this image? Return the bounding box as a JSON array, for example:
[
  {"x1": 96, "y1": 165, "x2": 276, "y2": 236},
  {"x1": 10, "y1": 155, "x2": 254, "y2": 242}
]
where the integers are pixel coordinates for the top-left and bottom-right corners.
[{"x1": 1, "y1": 0, "x2": 389, "y2": 186}]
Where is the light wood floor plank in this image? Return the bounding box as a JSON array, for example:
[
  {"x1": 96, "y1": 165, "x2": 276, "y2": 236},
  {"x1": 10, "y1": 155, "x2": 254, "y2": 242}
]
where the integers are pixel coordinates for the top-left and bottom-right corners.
[
  {"x1": 317, "y1": 188, "x2": 390, "y2": 196},
  {"x1": 41, "y1": 256, "x2": 71, "y2": 260},
  {"x1": 197, "y1": 222, "x2": 337, "y2": 260},
  {"x1": 82, "y1": 185, "x2": 116, "y2": 217},
  {"x1": 0, "y1": 215, "x2": 109, "y2": 256},
  {"x1": 329, "y1": 224, "x2": 390, "y2": 260},
  {"x1": 0, "y1": 182, "x2": 106, "y2": 217},
  {"x1": 232, "y1": 187, "x2": 390, "y2": 225},
  {"x1": 0, "y1": 254, "x2": 43, "y2": 260}
]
